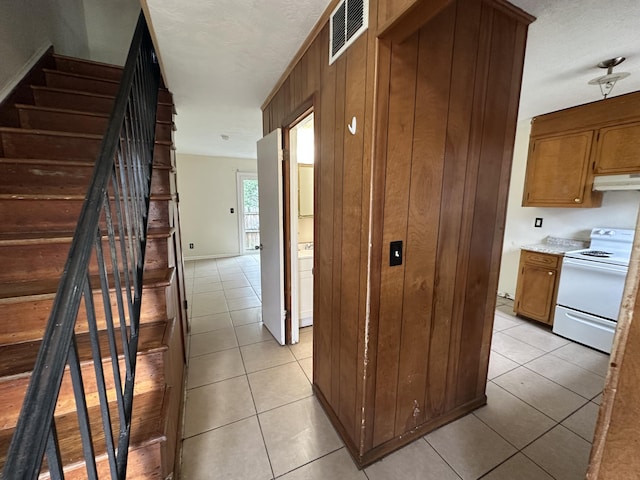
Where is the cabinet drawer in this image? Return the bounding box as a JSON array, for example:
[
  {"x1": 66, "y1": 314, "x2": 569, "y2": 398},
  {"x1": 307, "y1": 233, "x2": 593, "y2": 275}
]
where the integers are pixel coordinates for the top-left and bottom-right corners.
[{"x1": 522, "y1": 251, "x2": 560, "y2": 268}]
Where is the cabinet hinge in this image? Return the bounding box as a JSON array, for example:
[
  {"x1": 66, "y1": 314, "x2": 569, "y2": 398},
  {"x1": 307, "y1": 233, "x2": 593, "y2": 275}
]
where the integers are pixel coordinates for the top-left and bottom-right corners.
[
  {"x1": 283, "y1": 149, "x2": 290, "y2": 162},
  {"x1": 183, "y1": 299, "x2": 188, "y2": 310},
  {"x1": 176, "y1": 192, "x2": 180, "y2": 203}
]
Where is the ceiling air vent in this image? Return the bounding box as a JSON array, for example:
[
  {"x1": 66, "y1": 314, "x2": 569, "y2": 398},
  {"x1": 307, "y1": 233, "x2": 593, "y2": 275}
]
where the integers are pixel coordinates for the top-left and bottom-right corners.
[{"x1": 329, "y1": 0, "x2": 368, "y2": 65}]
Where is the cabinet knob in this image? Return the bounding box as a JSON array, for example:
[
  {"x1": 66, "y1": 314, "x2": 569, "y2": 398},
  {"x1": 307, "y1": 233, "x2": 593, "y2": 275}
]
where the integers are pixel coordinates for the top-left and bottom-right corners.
[
  {"x1": 574, "y1": 198, "x2": 581, "y2": 203},
  {"x1": 548, "y1": 271, "x2": 554, "y2": 275}
]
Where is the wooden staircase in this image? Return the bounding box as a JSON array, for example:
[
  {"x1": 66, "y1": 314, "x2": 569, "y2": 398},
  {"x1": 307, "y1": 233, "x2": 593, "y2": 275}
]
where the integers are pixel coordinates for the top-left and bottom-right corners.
[{"x1": 0, "y1": 50, "x2": 187, "y2": 478}]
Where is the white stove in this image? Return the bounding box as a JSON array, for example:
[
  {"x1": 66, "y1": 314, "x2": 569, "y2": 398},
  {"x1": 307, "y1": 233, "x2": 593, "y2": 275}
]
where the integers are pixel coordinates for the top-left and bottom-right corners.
[
  {"x1": 553, "y1": 227, "x2": 635, "y2": 353},
  {"x1": 563, "y1": 228, "x2": 634, "y2": 266}
]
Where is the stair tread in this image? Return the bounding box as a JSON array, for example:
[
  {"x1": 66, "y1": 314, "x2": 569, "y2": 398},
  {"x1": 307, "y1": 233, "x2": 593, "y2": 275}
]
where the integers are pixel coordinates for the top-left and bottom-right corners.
[
  {"x1": 0, "y1": 388, "x2": 166, "y2": 472},
  {"x1": 0, "y1": 268, "x2": 175, "y2": 302},
  {"x1": 42, "y1": 68, "x2": 120, "y2": 86},
  {"x1": 0, "y1": 157, "x2": 172, "y2": 170},
  {"x1": 31, "y1": 85, "x2": 115, "y2": 100},
  {"x1": 0, "y1": 126, "x2": 175, "y2": 144},
  {"x1": 15, "y1": 103, "x2": 110, "y2": 119},
  {"x1": 0, "y1": 227, "x2": 174, "y2": 245},
  {"x1": 30, "y1": 85, "x2": 173, "y2": 107},
  {"x1": 0, "y1": 321, "x2": 167, "y2": 379},
  {"x1": 0, "y1": 126, "x2": 102, "y2": 140},
  {"x1": 52, "y1": 53, "x2": 124, "y2": 72},
  {"x1": 0, "y1": 191, "x2": 173, "y2": 200}
]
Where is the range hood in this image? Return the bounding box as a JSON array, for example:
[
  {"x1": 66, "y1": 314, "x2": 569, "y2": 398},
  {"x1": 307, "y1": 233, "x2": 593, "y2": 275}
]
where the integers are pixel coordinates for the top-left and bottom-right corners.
[{"x1": 593, "y1": 174, "x2": 640, "y2": 191}]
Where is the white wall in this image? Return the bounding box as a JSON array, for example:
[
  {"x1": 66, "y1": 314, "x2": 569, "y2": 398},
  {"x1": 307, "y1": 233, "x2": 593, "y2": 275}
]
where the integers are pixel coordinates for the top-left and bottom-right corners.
[
  {"x1": 82, "y1": 0, "x2": 140, "y2": 65},
  {"x1": 0, "y1": 0, "x2": 89, "y2": 101},
  {"x1": 498, "y1": 120, "x2": 640, "y2": 297},
  {"x1": 177, "y1": 153, "x2": 258, "y2": 259}
]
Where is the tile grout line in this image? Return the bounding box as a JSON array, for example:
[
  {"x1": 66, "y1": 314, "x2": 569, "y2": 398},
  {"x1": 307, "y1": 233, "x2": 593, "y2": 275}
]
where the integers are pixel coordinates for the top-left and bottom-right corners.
[
  {"x1": 272, "y1": 446, "x2": 345, "y2": 479},
  {"x1": 420, "y1": 436, "x2": 464, "y2": 480}
]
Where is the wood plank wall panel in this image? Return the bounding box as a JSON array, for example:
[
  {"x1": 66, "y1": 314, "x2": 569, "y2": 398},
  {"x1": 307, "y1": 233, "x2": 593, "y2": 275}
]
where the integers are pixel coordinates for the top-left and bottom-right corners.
[
  {"x1": 331, "y1": 55, "x2": 347, "y2": 412},
  {"x1": 377, "y1": 0, "x2": 421, "y2": 28},
  {"x1": 408, "y1": 5, "x2": 455, "y2": 425},
  {"x1": 338, "y1": 34, "x2": 369, "y2": 443},
  {"x1": 372, "y1": 34, "x2": 419, "y2": 448},
  {"x1": 315, "y1": 25, "x2": 335, "y2": 402},
  {"x1": 261, "y1": 0, "x2": 532, "y2": 464},
  {"x1": 456, "y1": 6, "x2": 520, "y2": 404},
  {"x1": 363, "y1": 38, "x2": 392, "y2": 453},
  {"x1": 441, "y1": 0, "x2": 482, "y2": 412}
]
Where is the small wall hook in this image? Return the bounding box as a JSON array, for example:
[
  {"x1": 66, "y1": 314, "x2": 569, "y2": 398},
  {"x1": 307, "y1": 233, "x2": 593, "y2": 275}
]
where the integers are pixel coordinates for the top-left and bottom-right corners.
[{"x1": 348, "y1": 116, "x2": 357, "y2": 135}]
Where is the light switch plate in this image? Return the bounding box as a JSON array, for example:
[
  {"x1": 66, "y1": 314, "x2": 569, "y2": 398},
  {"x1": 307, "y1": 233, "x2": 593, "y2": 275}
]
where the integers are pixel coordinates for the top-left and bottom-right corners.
[{"x1": 390, "y1": 241, "x2": 403, "y2": 266}]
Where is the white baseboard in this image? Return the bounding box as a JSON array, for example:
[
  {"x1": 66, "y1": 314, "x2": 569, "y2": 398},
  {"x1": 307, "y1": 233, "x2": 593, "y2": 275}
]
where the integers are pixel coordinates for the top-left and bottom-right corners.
[
  {"x1": 0, "y1": 42, "x2": 52, "y2": 104},
  {"x1": 300, "y1": 313, "x2": 313, "y2": 328},
  {"x1": 183, "y1": 253, "x2": 241, "y2": 261}
]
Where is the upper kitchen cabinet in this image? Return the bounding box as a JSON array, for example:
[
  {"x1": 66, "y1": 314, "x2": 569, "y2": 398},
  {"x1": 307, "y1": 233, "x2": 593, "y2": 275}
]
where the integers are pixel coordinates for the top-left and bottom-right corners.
[
  {"x1": 522, "y1": 91, "x2": 640, "y2": 208},
  {"x1": 594, "y1": 121, "x2": 640, "y2": 175},
  {"x1": 523, "y1": 131, "x2": 599, "y2": 207}
]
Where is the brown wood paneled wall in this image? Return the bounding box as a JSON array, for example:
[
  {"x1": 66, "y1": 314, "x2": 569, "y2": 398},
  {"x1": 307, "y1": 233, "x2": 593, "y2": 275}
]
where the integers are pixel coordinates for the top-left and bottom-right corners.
[{"x1": 262, "y1": 0, "x2": 532, "y2": 467}]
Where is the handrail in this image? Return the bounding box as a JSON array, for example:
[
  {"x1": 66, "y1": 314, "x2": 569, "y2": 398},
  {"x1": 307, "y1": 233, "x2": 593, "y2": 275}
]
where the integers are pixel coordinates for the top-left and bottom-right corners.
[{"x1": 2, "y1": 12, "x2": 160, "y2": 479}]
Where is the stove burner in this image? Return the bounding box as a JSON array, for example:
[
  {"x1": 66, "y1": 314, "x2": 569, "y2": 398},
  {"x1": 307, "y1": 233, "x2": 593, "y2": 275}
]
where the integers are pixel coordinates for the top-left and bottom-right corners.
[{"x1": 581, "y1": 250, "x2": 613, "y2": 258}]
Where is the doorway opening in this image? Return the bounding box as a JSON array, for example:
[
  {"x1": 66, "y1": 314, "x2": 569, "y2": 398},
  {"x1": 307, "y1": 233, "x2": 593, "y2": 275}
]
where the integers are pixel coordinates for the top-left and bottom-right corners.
[
  {"x1": 287, "y1": 111, "x2": 315, "y2": 344},
  {"x1": 237, "y1": 172, "x2": 260, "y2": 254}
]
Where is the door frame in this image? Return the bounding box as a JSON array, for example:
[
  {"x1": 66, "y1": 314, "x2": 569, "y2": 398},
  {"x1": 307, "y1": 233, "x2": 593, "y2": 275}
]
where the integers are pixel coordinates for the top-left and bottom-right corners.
[
  {"x1": 282, "y1": 98, "x2": 315, "y2": 345},
  {"x1": 236, "y1": 171, "x2": 259, "y2": 254}
]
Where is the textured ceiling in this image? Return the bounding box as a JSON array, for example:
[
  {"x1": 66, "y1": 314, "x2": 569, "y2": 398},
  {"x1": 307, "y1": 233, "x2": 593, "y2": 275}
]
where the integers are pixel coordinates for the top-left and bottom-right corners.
[
  {"x1": 146, "y1": 0, "x2": 640, "y2": 159},
  {"x1": 145, "y1": 0, "x2": 332, "y2": 159},
  {"x1": 511, "y1": 0, "x2": 640, "y2": 121}
]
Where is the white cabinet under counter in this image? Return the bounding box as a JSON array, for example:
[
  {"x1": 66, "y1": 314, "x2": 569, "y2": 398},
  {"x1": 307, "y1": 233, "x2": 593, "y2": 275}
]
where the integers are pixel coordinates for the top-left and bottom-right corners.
[{"x1": 298, "y1": 253, "x2": 313, "y2": 327}]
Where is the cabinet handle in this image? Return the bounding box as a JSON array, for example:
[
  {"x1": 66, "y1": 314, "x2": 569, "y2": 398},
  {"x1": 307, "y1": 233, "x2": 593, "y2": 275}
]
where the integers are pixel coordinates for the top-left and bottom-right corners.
[
  {"x1": 574, "y1": 198, "x2": 581, "y2": 203},
  {"x1": 548, "y1": 271, "x2": 554, "y2": 275}
]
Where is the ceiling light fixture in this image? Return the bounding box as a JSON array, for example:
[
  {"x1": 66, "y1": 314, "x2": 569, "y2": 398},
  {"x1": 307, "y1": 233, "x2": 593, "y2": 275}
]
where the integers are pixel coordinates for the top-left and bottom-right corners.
[{"x1": 588, "y1": 57, "x2": 630, "y2": 99}]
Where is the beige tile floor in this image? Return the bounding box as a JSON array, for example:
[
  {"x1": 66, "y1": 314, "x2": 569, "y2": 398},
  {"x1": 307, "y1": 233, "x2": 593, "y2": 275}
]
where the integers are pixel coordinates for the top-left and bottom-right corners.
[{"x1": 179, "y1": 257, "x2": 609, "y2": 479}]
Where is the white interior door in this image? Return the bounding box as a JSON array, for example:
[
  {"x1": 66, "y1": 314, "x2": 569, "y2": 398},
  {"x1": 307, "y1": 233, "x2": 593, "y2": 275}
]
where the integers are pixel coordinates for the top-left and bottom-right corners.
[{"x1": 257, "y1": 129, "x2": 286, "y2": 345}]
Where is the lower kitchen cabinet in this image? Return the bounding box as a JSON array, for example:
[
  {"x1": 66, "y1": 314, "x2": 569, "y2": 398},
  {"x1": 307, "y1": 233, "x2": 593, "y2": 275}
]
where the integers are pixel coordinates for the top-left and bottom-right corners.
[{"x1": 514, "y1": 250, "x2": 561, "y2": 325}]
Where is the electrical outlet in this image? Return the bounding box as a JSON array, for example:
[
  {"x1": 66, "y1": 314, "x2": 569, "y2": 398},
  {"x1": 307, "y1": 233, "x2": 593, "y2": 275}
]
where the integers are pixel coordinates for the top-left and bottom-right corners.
[
  {"x1": 189, "y1": 243, "x2": 194, "y2": 249},
  {"x1": 534, "y1": 218, "x2": 543, "y2": 228}
]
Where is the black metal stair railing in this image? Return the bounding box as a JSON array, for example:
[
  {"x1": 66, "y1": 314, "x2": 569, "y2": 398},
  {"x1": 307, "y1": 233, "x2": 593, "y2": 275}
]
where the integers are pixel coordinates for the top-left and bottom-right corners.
[{"x1": 2, "y1": 12, "x2": 160, "y2": 480}]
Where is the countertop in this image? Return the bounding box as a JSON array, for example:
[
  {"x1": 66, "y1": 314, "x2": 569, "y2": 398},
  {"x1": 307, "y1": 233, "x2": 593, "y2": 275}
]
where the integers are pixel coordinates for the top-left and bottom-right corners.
[{"x1": 521, "y1": 236, "x2": 588, "y2": 256}]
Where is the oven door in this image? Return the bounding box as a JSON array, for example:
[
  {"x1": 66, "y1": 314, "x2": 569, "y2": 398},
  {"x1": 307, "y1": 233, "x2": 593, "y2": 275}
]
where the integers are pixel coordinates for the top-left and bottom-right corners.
[{"x1": 556, "y1": 257, "x2": 628, "y2": 321}]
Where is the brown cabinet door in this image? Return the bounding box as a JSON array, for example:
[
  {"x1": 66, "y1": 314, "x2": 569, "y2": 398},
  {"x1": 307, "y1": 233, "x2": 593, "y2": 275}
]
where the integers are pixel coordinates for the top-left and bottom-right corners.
[
  {"x1": 515, "y1": 258, "x2": 558, "y2": 324},
  {"x1": 522, "y1": 131, "x2": 596, "y2": 207},
  {"x1": 594, "y1": 122, "x2": 640, "y2": 175}
]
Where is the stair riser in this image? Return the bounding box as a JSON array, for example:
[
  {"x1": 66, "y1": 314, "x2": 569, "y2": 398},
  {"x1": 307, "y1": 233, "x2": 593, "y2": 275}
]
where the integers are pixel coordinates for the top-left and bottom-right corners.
[
  {"x1": 19, "y1": 107, "x2": 173, "y2": 142},
  {"x1": 0, "y1": 198, "x2": 172, "y2": 234},
  {"x1": 0, "y1": 162, "x2": 171, "y2": 196},
  {"x1": 43, "y1": 442, "x2": 164, "y2": 480},
  {"x1": 1, "y1": 130, "x2": 174, "y2": 168},
  {"x1": 158, "y1": 89, "x2": 172, "y2": 105},
  {"x1": 45, "y1": 71, "x2": 120, "y2": 96},
  {"x1": 0, "y1": 285, "x2": 171, "y2": 345},
  {"x1": 33, "y1": 88, "x2": 114, "y2": 115},
  {"x1": 155, "y1": 122, "x2": 173, "y2": 143},
  {"x1": 0, "y1": 129, "x2": 100, "y2": 160},
  {"x1": 54, "y1": 57, "x2": 122, "y2": 82},
  {"x1": 156, "y1": 104, "x2": 173, "y2": 123},
  {"x1": 0, "y1": 350, "x2": 165, "y2": 431},
  {"x1": 18, "y1": 107, "x2": 108, "y2": 135},
  {"x1": 0, "y1": 236, "x2": 169, "y2": 283},
  {"x1": 154, "y1": 143, "x2": 173, "y2": 167}
]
